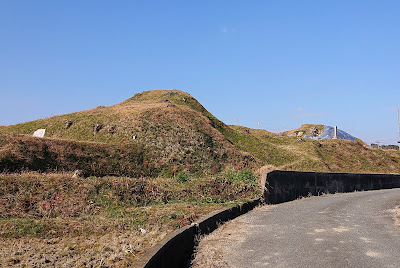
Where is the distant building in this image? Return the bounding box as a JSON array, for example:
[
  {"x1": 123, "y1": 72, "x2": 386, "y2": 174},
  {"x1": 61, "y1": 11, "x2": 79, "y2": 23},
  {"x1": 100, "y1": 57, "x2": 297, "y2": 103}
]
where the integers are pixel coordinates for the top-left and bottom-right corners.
[
  {"x1": 380, "y1": 145, "x2": 399, "y2": 151},
  {"x1": 371, "y1": 143, "x2": 399, "y2": 150},
  {"x1": 370, "y1": 143, "x2": 379, "y2": 149}
]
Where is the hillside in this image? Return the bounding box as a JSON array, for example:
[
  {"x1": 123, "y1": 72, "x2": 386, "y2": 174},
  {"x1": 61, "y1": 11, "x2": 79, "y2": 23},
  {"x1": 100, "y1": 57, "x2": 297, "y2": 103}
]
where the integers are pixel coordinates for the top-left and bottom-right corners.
[
  {"x1": 1, "y1": 90, "x2": 400, "y2": 175},
  {"x1": 0, "y1": 133, "x2": 147, "y2": 177},
  {"x1": 0, "y1": 90, "x2": 256, "y2": 176},
  {"x1": 225, "y1": 125, "x2": 400, "y2": 174}
]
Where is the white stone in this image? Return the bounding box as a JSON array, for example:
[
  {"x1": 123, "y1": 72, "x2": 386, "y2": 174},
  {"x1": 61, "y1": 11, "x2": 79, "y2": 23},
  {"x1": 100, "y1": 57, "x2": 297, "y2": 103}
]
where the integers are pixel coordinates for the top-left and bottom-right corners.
[
  {"x1": 33, "y1": 129, "x2": 46, "y2": 138},
  {"x1": 72, "y1": 170, "x2": 83, "y2": 178}
]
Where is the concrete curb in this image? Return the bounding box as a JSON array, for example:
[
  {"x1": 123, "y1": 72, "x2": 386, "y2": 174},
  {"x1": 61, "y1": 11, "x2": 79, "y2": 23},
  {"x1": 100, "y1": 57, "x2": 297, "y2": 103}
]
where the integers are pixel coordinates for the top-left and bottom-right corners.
[{"x1": 132, "y1": 198, "x2": 262, "y2": 268}]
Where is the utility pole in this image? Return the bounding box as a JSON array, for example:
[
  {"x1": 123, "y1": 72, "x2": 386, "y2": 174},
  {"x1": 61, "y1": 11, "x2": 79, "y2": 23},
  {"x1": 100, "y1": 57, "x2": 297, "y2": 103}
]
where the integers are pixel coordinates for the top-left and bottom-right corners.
[
  {"x1": 333, "y1": 126, "x2": 338, "y2": 139},
  {"x1": 397, "y1": 105, "x2": 400, "y2": 146}
]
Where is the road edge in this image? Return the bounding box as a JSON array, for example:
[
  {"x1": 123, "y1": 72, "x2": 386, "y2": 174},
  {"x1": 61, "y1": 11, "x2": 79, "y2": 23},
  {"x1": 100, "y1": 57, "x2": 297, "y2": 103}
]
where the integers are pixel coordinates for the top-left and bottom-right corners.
[{"x1": 132, "y1": 198, "x2": 262, "y2": 268}]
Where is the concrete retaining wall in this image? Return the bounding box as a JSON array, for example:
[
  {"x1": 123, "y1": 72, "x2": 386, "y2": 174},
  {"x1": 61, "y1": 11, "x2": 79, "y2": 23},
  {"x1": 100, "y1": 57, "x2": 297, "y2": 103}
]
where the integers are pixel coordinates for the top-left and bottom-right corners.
[
  {"x1": 132, "y1": 225, "x2": 196, "y2": 268},
  {"x1": 132, "y1": 199, "x2": 261, "y2": 268},
  {"x1": 265, "y1": 170, "x2": 400, "y2": 204}
]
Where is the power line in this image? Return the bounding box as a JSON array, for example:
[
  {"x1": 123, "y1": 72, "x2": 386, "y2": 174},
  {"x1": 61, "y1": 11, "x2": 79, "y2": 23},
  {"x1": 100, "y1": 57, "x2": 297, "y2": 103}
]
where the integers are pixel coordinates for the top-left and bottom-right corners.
[{"x1": 371, "y1": 138, "x2": 399, "y2": 142}]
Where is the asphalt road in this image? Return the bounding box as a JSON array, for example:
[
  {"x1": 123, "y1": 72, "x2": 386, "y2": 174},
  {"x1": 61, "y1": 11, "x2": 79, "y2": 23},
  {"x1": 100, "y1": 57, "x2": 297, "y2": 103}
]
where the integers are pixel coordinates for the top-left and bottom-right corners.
[{"x1": 203, "y1": 189, "x2": 400, "y2": 268}]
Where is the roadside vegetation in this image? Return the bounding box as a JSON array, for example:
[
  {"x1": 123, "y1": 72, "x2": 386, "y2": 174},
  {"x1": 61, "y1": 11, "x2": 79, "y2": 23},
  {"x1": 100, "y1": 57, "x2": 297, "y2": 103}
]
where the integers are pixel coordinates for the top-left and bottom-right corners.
[{"x1": 0, "y1": 170, "x2": 259, "y2": 266}]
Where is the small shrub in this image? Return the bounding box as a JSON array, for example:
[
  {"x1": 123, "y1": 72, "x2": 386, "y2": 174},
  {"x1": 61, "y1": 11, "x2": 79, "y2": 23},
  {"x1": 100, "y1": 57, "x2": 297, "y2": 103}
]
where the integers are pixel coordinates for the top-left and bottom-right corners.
[
  {"x1": 236, "y1": 170, "x2": 257, "y2": 185},
  {"x1": 223, "y1": 168, "x2": 257, "y2": 186},
  {"x1": 224, "y1": 168, "x2": 237, "y2": 181},
  {"x1": 176, "y1": 172, "x2": 190, "y2": 183}
]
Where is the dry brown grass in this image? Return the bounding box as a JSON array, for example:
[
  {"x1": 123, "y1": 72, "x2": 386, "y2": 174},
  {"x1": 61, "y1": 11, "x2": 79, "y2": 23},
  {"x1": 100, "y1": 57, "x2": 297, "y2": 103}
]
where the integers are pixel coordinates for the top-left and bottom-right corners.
[
  {"x1": 192, "y1": 225, "x2": 236, "y2": 268},
  {"x1": 192, "y1": 205, "x2": 271, "y2": 268},
  {"x1": 0, "y1": 90, "x2": 258, "y2": 177},
  {"x1": 275, "y1": 139, "x2": 400, "y2": 174},
  {"x1": 0, "y1": 133, "x2": 146, "y2": 177},
  {"x1": 0, "y1": 172, "x2": 260, "y2": 223},
  {"x1": 192, "y1": 214, "x2": 257, "y2": 268},
  {"x1": 0, "y1": 171, "x2": 260, "y2": 266},
  {"x1": 227, "y1": 123, "x2": 400, "y2": 174},
  {"x1": 282, "y1": 124, "x2": 325, "y2": 137},
  {"x1": 256, "y1": 164, "x2": 277, "y2": 175},
  {"x1": 2, "y1": 90, "x2": 400, "y2": 176},
  {"x1": 0, "y1": 229, "x2": 165, "y2": 267}
]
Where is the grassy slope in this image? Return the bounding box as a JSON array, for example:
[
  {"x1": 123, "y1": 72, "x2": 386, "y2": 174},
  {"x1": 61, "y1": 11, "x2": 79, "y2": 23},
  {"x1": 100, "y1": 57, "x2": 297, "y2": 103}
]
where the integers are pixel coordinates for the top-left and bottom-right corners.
[
  {"x1": 283, "y1": 124, "x2": 325, "y2": 137},
  {"x1": 224, "y1": 125, "x2": 400, "y2": 174},
  {"x1": 0, "y1": 90, "x2": 257, "y2": 176},
  {"x1": 0, "y1": 133, "x2": 147, "y2": 177},
  {"x1": 1, "y1": 90, "x2": 400, "y2": 175},
  {"x1": 0, "y1": 172, "x2": 259, "y2": 266}
]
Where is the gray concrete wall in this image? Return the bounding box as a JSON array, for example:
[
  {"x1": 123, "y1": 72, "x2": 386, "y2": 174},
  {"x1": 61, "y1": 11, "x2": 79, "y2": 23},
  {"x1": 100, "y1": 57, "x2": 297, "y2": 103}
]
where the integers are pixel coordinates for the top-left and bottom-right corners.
[
  {"x1": 133, "y1": 199, "x2": 261, "y2": 268},
  {"x1": 265, "y1": 170, "x2": 400, "y2": 204},
  {"x1": 133, "y1": 225, "x2": 196, "y2": 268}
]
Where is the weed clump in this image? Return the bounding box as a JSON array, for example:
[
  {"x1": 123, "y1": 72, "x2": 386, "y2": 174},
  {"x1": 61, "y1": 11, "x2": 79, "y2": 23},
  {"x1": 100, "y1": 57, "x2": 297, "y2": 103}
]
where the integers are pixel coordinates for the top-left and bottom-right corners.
[
  {"x1": 175, "y1": 171, "x2": 190, "y2": 183},
  {"x1": 222, "y1": 168, "x2": 258, "y2": 186}
]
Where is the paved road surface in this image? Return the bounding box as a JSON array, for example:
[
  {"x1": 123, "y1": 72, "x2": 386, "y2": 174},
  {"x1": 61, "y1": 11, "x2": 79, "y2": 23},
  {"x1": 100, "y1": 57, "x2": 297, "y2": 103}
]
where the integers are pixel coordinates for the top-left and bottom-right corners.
[{"x1": 199, "y1": 189, "x2": 400, "y2": 268}]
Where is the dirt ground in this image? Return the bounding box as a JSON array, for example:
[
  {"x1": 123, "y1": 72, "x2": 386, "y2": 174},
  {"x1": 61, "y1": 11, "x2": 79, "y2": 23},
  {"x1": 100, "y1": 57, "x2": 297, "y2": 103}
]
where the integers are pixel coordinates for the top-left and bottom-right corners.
[
  {"x1": 191, "y1": 205, "x2": 269, "y2": 268},
  {"x1": 0, "y1": 228, "x2": 167, "y2": 267},
  {"x1": 191, "y1": 220, "x2": 240, "y2": 268}
]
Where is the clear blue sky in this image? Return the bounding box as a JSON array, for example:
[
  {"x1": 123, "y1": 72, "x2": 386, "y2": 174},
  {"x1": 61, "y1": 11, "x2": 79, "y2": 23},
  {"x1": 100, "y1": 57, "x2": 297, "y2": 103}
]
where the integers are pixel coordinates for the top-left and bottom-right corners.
[{"x1": 1, "y1": 1, "x2": 400, "y2": 145}]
